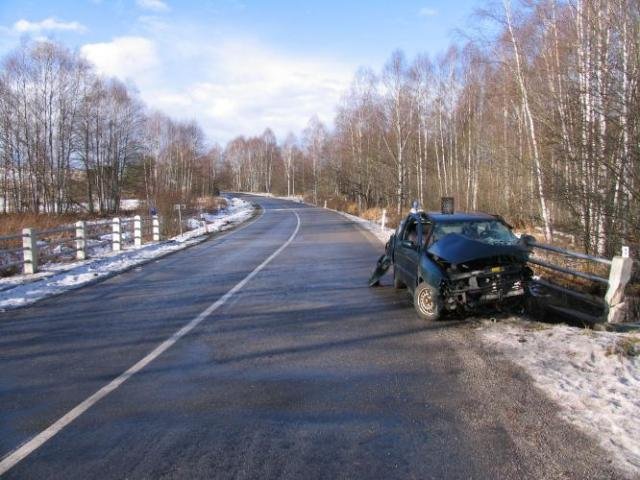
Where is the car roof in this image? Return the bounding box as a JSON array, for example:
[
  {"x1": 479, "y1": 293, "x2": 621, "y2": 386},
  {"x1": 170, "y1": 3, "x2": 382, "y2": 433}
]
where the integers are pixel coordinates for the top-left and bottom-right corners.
[{"x1": 414, "y1": 211, "x2": 499, "y2": 222}]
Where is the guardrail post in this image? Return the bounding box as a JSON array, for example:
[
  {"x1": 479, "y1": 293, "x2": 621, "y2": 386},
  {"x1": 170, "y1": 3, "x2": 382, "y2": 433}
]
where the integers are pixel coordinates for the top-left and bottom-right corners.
[
  {"x1": 605, "y1": 252, "x2": 633, "y2": 324},
  {"x1": 380, "y1": 209, "x2": 387, "y2": 230},
  {"x1": 134, "y1": 215, "x2": 142, "y2": 247},
  {"x1": 112, "y1": 217, "x2": 122, "y2": 252},
  {"x1": 200, "y1": 220, "x2": 207, "y2": 234},
  {"x1": 324, "y1": 200, "x2": 327, "y2": 209},
  {"x1": 22, "y1": 228, "x2": 38, "y2": 274},
  {"x1": 152, "y1": 215, "x2": 160, "y2": 242},
  {"x1": 75, "y1": 221, "x2": 86, "y2": 260}
]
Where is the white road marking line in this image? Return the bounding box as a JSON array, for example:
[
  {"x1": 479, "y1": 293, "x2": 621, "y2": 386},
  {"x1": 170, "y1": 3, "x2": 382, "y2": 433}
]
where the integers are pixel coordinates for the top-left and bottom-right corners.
[{"x1": 0, "y1": 209, "x2": 301, "y2": 476}]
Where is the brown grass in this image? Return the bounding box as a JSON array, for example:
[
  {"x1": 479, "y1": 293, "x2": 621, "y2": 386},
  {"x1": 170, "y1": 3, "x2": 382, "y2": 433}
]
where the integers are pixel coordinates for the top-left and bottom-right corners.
[
  {"x1": 605, "y1": 335, "x2": 640, "y2": 357},
  {"x1": 360, "y1": 207, "x2": 382, "y2": 221},
  {"x1": 0, "y1": 212, "x2": 118, "y2": 249},
  {"x1": 196, "y1": 196, "x2": 227, "y2": 212}
]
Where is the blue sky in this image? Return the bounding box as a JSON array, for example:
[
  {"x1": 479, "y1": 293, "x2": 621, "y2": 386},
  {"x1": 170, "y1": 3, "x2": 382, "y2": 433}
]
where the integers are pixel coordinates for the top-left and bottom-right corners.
[{"x1": 0, "y1": 0, "x2": 480, "y2": 144}]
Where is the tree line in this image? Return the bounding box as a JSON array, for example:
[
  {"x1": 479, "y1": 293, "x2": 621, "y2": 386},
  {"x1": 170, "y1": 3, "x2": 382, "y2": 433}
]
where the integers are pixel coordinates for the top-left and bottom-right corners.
[
  {"x1": 219, "y1": 0, "x2": 638, "y2": 256},
  {"x1": 1, "y1": 0, "x2": 638, "y2": 256},
  {"x1": 0, "y1": 41, "x2": 220, "y2": 218}
]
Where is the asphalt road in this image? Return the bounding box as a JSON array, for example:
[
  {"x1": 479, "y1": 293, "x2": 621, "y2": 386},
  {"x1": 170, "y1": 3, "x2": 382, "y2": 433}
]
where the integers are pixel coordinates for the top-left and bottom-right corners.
[{"x1": 0, "y1": 195, "x2": 626, "y2": 479}]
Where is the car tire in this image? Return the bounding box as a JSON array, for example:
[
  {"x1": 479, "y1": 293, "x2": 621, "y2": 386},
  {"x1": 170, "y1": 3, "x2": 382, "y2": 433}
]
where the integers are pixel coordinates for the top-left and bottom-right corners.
[
  {"x1": 413, "y1": 282, "x2": 442, "y2": 321},
  {"x1": 393, "y1": 268, "x2": 405, "y2": 289}
]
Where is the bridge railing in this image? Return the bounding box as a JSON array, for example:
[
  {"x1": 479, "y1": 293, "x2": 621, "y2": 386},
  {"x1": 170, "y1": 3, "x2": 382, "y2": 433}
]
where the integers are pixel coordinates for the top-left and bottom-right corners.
[
  {"x1": 0, "y1": 215, "x2": 161, "y2": 276},
  {"x1": 525, "y1": 239, "x2": 633, "y2": 324}
]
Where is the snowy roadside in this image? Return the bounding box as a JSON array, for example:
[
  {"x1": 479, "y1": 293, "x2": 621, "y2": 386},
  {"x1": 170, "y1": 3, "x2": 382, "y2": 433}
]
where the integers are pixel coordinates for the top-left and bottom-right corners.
[
  {"x1": 239, "y1": 191, "x2": 395, "y2": 246},
  {"x1": 0, "y1": 197, "x2": 255, "y2": 311},
  {"x1": 239, "y1": 192, "x2": 307, "y2": 204},
  {"x1": 477, "y1": 319, "x2": 640, "y2": 476},
  {"x1": 333, "y1": 210, "x2": 394, "y2": 245},
  {"x1": 330, "y1": 203, "x2": 640, "y2": 475}
]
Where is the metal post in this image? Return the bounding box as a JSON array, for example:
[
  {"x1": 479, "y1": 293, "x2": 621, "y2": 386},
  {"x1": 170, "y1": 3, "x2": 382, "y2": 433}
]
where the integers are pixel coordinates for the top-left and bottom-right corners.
[
  {"x1": 112, "y1": 217, "x2": 122, "y2": 252},
  {"x1": 324, "y1": 200, "x2": 327, "y2": 209},
  {"x1": 152, "y1": 215, "x2": 160, "y2": 242},
  {"x1": 605, "y1": 253, "x2": 633, "y2": 324},
  {"x1": 22, "y1": 228, "x2": 38, "y2": 274},
  {"x1": 134, "y1": 215, "x2": 142, "y2": 247},
  {"x1": 177, "y1": 204, "x2": 183, "y2": 236},
  {"x1": 381, "y1": 209, "x2": 387, "y2": 231},
  {"x1": 75, "y1": 221, "x2": 86, "y2": 260}
]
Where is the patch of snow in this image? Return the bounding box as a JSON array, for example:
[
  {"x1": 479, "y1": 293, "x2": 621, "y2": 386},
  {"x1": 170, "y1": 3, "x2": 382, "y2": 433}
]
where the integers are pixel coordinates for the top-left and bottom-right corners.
[
  {"x1": 478, "y1": 319, "x2": 640, "y2": 476},
  {"x1": 0, "y1": 197, "x2": 254, "y2": 311},
  {"x1": 333, "y1": 210, "x2": 394, "y2": 246},
  {"x1": 120, "y1": 198, "x2": 141, "y2": 211},
  {"x1": 242, "y1": 192, "x2": 305, "y2": 203},
  {"x1": 242, "y1": 192, "x2": 393, "y2": 245}
]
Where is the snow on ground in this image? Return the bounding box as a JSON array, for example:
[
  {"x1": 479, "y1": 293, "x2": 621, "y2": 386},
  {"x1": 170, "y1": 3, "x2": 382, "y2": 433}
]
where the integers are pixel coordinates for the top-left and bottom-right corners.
[
  {"x1": 333, "y1": 210, "x2": 394, "y2": 245},
  {"x1": 330, "y1": 202, "x2": 640, "y2": 475},
  {"x1": 241, "y1": 192, "x2": 306, "y2": 203},
  {"x1": 478, "y1": 318, "x2": 640, "y2": 476},
  {"x1": 0, "y1": 197, "x2": 254, "y2": 311}
]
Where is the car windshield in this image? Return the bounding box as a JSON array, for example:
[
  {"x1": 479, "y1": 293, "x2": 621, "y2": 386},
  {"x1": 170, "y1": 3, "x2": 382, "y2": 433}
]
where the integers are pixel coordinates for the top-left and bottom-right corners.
[{"x1": 431, "y1": 220, "x2": 518, "y2": 245}]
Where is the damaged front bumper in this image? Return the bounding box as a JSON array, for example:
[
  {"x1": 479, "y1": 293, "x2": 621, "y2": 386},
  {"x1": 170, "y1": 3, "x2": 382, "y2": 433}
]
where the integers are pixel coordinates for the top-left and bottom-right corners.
[{"x1": 442, "y1": 265, "x2": 528, "y2": 310}]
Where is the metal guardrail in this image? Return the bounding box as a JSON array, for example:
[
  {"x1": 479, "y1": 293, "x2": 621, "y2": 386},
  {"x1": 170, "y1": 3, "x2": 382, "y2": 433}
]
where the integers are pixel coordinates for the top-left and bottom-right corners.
[
  {"x1": 0, "y1": 233, "x2": 23, "y2": 242},
  {"x1": 528, "y1": 257, "x2": 609, "y2": 284},
  {"x1": 530, "y1": 241, "x2": 612, "y2": 266},
  {"x1": 525, "y1": 239, "x2": 633, "y2": 324},
  {"x1": 0, "y1": 215, "x2": 161, "y2": 276}
]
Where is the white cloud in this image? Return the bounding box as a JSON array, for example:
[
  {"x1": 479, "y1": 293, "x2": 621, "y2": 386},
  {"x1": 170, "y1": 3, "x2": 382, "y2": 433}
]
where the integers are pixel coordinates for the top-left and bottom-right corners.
[
  {"x1": 146, "y1": 39, "x2": 353, "y2": 142},
  {"x1": 136, "y1": 0, "x2": 170, "y2": 12},
  {"x1": 80, "y1": 20, "x2": 354, "y2": 144},
  {"x1": 81, "y1": 36, "x2": 159, "y2": 79},
  {"x1": 13, "y1": 17, "x2": 87, "y2": 34},
  {"x1": 418, "y1": 7, "x2": 438, "y2": 17}
]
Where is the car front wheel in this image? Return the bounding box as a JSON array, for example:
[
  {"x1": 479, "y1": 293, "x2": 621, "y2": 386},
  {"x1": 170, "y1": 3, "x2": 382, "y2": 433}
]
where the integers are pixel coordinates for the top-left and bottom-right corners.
[{"x1": 413, "y1": 282, "x2": 442, "y2": 321}]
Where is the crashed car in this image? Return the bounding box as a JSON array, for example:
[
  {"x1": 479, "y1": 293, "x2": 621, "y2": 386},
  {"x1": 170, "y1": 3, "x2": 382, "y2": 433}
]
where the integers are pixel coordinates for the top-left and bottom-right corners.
[{"x1": 369, "y1": 201, "x2": 533, "y2": 321}]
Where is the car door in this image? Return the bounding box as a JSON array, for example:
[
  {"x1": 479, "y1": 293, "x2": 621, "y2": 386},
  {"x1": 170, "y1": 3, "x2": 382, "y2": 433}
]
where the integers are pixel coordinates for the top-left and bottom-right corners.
[{"x1": 395, "y1": 217, "x2": 422, "y2": 291}]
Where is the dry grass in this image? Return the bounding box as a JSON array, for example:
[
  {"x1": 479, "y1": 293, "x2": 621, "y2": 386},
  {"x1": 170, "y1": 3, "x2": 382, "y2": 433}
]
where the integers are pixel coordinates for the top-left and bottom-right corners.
[
  {"x1": 321, "y1": 197, "x2": 402, "y2": 229},
  {"x1": 360, "y1": 207, "x2": 383, "y2": 221},
  {"x1": 0, "y1": 212, "x2": 117, "y2": 249},
  {"x1": 157, "y1": 195, "x2": 229, "y2": 238},
  {"x1": 196, "y1": 196, "x2": 227, "y2": 212},
  {"x1": 605, "y1": 335, "x2": 640, "y2": 357}
]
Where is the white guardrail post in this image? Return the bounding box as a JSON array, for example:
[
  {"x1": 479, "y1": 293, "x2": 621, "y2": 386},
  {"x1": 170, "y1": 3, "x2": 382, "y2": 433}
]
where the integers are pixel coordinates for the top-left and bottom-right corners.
[
  {"x1": 605, "y1": 247, "x2": 633, "y2": 324},
  {"x1": 152, "y1": 215, "x2": 160, "y2": 242},
  {"x1": 134, "y1": 215, "x2": 142, "y2": 247},
  {"x1": 380, "y1": 209, "x2": 387, "y2": 231},
  {"x1": 22, "y1": 228, "x2": 38, "y2": 274},
  {"x1": 112, "y1": 217, "x2": 122, "y2": 252},
  {"x1": 75, "y1": 221, "x2": 86, "y2": 260}
]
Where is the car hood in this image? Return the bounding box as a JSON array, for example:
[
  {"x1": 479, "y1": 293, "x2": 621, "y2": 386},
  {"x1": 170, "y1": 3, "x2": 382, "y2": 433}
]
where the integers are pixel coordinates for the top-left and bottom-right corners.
[{"x1": 427, "y1": 233, "x2": 528, "y2": 264}]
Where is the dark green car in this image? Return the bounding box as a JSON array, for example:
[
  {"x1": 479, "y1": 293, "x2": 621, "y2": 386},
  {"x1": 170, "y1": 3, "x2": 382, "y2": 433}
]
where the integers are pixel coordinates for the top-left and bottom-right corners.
[{"x1": 370, "y1": 207, "x2": 533, "y2": 321}]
